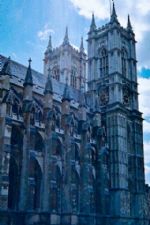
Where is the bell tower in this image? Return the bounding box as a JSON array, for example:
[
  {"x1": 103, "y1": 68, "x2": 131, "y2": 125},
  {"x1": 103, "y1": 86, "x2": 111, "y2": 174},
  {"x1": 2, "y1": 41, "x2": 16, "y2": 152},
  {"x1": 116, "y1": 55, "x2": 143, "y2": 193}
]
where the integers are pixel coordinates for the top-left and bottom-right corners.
[
  {"x1": 87, "y1": 4, "x2": 145, "y2": 224},
  {"x1": 87, "y1": 5, "x2": 138, "y2": 110}
]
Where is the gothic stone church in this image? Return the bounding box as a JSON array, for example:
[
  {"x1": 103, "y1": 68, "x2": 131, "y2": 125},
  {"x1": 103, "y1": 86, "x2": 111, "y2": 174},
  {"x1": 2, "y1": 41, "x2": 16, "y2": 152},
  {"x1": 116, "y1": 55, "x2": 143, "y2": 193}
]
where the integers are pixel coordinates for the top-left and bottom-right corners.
[{"x1": 0, "y1": 4, "x2": 150, "y2": 225}]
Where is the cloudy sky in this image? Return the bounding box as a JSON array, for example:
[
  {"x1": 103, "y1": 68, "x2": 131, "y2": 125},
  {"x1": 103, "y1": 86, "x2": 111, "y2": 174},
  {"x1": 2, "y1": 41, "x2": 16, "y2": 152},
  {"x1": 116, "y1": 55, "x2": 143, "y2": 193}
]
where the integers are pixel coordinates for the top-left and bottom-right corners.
[{"x1": 0, "y1": 0, "x2": 150, "y2": 183}]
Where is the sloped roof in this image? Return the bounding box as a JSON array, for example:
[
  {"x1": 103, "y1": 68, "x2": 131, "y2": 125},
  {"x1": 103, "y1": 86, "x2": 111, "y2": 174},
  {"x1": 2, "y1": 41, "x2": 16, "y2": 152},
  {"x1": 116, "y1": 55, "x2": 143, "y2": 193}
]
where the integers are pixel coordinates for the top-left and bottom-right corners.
[{"x1": 0, "y1": 55, "x2": 80, "y2": 102}]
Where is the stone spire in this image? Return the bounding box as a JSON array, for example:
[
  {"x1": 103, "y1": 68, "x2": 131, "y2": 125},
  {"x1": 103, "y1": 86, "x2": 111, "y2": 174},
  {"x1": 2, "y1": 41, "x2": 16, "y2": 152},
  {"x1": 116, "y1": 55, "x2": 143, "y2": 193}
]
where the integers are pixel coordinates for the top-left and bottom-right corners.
[
  {"x1": 44, "y1": 68, "x2": 53, "y2": 95},
  {"x1": 63, "y1": 27, "x2": 70, "y2": 45},
  {"x1": 44, "y1": 68, "x2": 53, "y2": 110},
  {"x1": 47, "y1": 35, "x2": 52, "y2": 52},
  {"x1": 23, "y1": 58, "x2": 33, "y2": 87},
  {"x1": 90, "y1": 13, "x2": 96, "y2": 32},
  {"x1": 0, "y1": 57, "x2": 11, "y2": 76},
  {"x1": 110, "y1": 2, "x2": 118, "y2": 23},
  {"x1": 80, "y1": 37, "x2": 84, "y2": 52},
  {"x1": 127, "y1": 14, "x2": 133, "y2": 32},
  {"x1": 62, "y1": 76, "x2": 71, "y2": 102},
  {"x1": 62, "y1": 76, "x2": 71, "y2": 116}
]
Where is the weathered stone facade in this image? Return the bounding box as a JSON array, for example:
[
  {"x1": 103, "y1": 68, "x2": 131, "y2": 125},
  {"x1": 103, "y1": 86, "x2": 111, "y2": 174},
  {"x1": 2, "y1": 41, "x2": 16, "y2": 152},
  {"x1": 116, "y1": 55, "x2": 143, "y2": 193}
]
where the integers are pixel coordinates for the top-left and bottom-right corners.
[{"x1": 0, "y1": 4, "x2": 150, "y2": 225}]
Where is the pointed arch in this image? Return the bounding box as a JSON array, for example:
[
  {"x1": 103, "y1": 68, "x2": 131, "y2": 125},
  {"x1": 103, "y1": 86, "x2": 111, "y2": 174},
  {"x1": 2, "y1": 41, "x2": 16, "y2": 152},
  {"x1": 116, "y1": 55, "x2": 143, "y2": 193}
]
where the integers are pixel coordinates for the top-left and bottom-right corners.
[
  {"x1": 52, "y1": 135, "x2": 62, "y2": 156},
  {"x1": 30, "y1": 131, "x2": 44, "y2": 153},
  {"x1": 28, "y1": 156, "x2": 42, "y2": 210}
]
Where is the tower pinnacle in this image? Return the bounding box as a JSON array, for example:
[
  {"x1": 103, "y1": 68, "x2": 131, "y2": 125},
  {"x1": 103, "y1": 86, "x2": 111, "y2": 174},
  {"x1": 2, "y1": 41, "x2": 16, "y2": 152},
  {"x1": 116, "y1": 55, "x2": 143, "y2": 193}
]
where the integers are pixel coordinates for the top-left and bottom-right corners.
[
  {"x1": 44, "y1": 68, "x2": 53, "y2": 95},
  {"x1": 110, "y1": 2, "x2": 118, "y2": 23},
  {"x1": 23, "y1": 58, "x2": 33, "y2": 87},
  {"x1": 127, "y1": 14, "x2": 133, "y2": 32},
  {"x1": 90, "y1": 13, "x2": 96, "y2": 32},
  {"x1": 47, "y1": 35, "x2": 52, "y2": 51},
  {"x1": 63, "y1": 27, "x2": 70, "y2": 45},
  {"x1": 80, "y1": 37, "x2": 84, "y2": 52}
]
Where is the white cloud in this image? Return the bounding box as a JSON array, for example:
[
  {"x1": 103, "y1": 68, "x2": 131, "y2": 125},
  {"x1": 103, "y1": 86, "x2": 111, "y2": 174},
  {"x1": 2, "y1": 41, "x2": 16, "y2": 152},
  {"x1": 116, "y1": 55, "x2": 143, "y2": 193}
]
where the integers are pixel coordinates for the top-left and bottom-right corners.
[
  {"x1": 37, "y1": 24, "x2": 54, "y2": 41},
  {"x1": 69, "y1": 0, "x2": 109, "y2": 19},
  {"x1": 139, "y1": 77, "x2": 150, "y2": 118},
  {"x1": 143, "y1": 120, "x2": 150, "y2": 134},
  {"x1": 70, "y1": 0, "x2": 150, "y2": 41},
  {"x1": 144, "y1": 141, "x2": 150, "y2": 164}
]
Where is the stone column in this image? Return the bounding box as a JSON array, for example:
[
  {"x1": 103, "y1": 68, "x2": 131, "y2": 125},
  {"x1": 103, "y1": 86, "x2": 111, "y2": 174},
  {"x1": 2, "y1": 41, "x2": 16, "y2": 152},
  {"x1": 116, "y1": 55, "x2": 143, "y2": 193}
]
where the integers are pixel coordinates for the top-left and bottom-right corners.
[
  {"x1": 19, "y1": 112, "x2": 30, "y2": 210},
  {"x1": 0, "y1": 75, "x2": 11, "y2": 209},
  {"x1": 62, "y1": 115, "x2": 72, "y2": 214},
  {"x1": 80, "y1": 122, "x2": 91, "y2": 215},
  {"x1": 96, "y1": 126, "x2": 110, "y2": 219},
  {"x1": 42, "y1": 111, "x2": 53, "y2": 211}
]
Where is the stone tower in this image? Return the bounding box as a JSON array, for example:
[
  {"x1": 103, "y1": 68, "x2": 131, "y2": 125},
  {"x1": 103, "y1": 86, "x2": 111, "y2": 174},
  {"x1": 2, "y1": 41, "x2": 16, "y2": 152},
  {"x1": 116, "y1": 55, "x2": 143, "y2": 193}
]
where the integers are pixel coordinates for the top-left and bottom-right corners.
[
  {"x1": 44, "y1": 28, "x2": 86, "y2": 90},
  {"x1": 87, "y1": 4, "x2": 145, "y2": 224}
]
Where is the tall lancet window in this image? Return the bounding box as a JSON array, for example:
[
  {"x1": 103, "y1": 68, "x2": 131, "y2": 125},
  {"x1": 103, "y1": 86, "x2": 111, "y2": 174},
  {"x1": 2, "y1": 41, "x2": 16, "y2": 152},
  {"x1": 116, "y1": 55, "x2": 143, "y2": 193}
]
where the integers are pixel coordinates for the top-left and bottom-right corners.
[
  {"x1": 71, "y1": 67, "x2": 77, "y2": 88},
  {"x1": 121, "y1": 48, "x2": 128, "y2": 77},
  {"x1": 53, "y1": 66, "x2": 60, "y2": 81},
  {"x1": 99, "y1": 48, "x2": 108, "y2": 77}
]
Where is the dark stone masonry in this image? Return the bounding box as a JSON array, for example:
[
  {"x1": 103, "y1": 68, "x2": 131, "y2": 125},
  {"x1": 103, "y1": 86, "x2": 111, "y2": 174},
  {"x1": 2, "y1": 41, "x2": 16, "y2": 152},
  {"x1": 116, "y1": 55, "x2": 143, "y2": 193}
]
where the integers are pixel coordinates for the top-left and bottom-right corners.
[{"x1": 0, "y1": 3, "x2": 150, "y2": 225}]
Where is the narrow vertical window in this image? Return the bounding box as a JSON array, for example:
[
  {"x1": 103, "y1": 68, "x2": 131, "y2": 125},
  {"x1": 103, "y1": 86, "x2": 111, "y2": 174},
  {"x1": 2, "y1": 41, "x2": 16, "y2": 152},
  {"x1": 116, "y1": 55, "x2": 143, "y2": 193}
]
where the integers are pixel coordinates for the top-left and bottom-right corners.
[
  {"x1": 71, "y1": 67, "x2": 77, "y2": 88},
  {"x1": 99, "y1": 48, "x2": 108, "y2": 77},
  {"x1": 53, "y1": 66, "x2": 60, "y2": 81},
  {"x1": 121, "y1": 49, "x2": 128, "y2": 77}
]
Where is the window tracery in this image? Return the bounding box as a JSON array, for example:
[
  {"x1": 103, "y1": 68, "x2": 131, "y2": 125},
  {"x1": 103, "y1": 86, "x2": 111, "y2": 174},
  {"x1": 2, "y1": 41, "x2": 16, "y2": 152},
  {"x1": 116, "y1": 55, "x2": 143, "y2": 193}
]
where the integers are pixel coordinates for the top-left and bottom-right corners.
[{"x1": 99, "y1": 48, "x2": 108, "y2": 77}]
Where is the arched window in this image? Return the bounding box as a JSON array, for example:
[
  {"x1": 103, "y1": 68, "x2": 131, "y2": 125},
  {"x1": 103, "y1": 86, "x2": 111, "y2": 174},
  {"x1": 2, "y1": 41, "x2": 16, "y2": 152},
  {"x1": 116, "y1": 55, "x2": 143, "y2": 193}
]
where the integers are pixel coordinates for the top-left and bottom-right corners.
[
  {"x1": 30, "y1": 131, "x2": 44, "y2": 153},
  {"x1": 121, "y1": 48, "x2": 128, "y2": 77},
  {"x1": 28, "y1": 158, "x2": 42, "y2": 210},
  {"x1": 52, "y1": 137, "x2": 62, "y2": 156},
  {"x1": 8, "y1": 126, "x2": 23, "y2": 210},
  {"x1": 35, "y1": 108, "x2": 43, "y2": 125},
  {"x1": 53, "y1": 66, "x2": 60, "y2": 81},
  {"x1": 51, "y1": 166, "x2": 62, "y2": 213},
  {"x1": 12, "y1": 99, "x2": 19, "y2": 116},
  {"x1": 99, "y1": 48, "x2": 108, "y2": 77},
  {"x1": 71, "y1": 67, "x2": 77, "y2": 88}
]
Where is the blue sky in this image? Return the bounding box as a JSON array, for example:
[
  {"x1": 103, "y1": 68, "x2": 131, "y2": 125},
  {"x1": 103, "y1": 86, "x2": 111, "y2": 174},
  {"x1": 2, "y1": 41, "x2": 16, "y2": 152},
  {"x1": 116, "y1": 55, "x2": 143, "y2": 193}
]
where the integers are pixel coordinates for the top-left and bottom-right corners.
[
  {"x1": 0, "y1": 0, "x2": 91, "y2": 72},
  {"x1": 0, "y1": 0, "x2": 150, "y2": 184}
]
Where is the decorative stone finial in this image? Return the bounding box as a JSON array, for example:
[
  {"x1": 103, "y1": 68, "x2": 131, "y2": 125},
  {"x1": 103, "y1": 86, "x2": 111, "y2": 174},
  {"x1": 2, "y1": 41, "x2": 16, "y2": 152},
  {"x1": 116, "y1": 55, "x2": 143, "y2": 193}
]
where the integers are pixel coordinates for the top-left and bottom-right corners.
[
  {"x1": 90, "y1": 13, "x2": 97, "y2": 32},
  {"x1": 80, "y1": 37, "x2": 84, "y2": 52},
  {"x1": 127, "y1": 14, "x2": 133, "y2": 32},
  {"x1": 44, "y1": 68, "x2": 53, "y2": 95},
  {"x1": 110, "y1": 1, "x2": 119, "y2": 23},
  {"x1": 63, "y1": 27, "x2": 70, "y2": 45},
  {"x1": 23, "y1": 58, "x2": 33, "y2": 87}
]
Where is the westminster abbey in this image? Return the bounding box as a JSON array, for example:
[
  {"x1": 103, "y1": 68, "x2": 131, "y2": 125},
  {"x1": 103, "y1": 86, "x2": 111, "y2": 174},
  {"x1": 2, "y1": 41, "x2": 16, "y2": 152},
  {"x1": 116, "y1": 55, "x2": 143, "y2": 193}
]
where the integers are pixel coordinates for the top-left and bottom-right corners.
[{"x1": 0, "y1": 3, "x2": 150, "y2": 225}]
